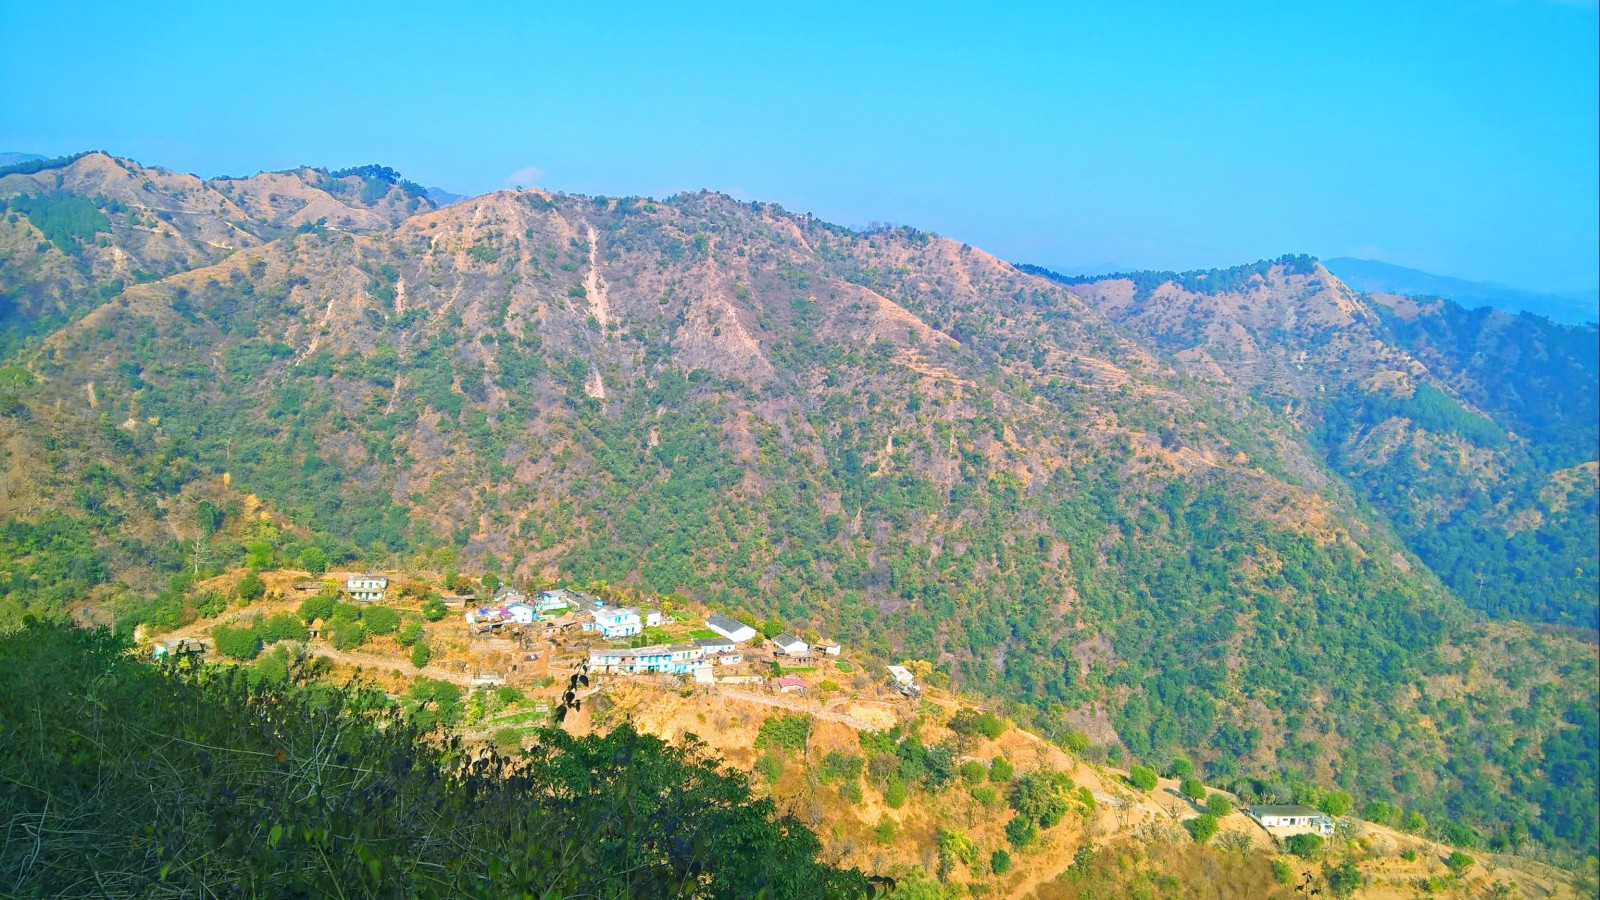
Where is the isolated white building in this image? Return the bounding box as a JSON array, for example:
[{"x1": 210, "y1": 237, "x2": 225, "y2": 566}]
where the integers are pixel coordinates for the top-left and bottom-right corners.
[
  {"x1": 346, "y1": 574, "x2": 388, "y2": 602},
  {"x1": 705, "y1": 614, "x2": 757, "y2": 643}
]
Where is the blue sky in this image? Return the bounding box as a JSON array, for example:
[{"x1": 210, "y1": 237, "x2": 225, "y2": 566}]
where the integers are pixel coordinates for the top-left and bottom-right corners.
[{"x1": 3, "y1": 1, "x2": 1596, "y2": 291}]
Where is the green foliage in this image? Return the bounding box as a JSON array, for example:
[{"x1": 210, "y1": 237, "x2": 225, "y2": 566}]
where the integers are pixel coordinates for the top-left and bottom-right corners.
[
  {"x1": 755, "y1": 714, "x2": 811, "y2": 753},
  {"x1": 1009, "y1": 771, "x2": 1071, "y2": 829},
  {"x1": 821, "y1": 751, "x2": 863, "y2": 784},
  {"x1": 0, "y1": 515, "x2": 108, "y2": 623},
  {"x1": 874, "y1": 816, "x2": 896, "y2": 844},
  {"x1": 297, "y1": 546, "x2": 328, "y2": 574},
  {"x1": 990, "y1": 848, "x2": 1012, "y2": 875},
  {"x1": 0, "y1": 624, "x2": 863, "y2": 898},
  {"x1": 397, "y1": 621, "x2": 425, "y2": 646},
  {"x1": 421, "y1": 595, "x2": 448, "y2": 621},
  {"x1": 364, "y1": 605, "x2": 400, "y2": 635},
  {"x1": 259, "y1": 613, "x2": 308, "y2": 644},
  {"x1": 1185, "y1": 813, "x2": 1219, "y2": 843},
  {"x1": 988, "y1": 755, "x2": 1014, "y2": 783},
  {"x1": 1286, "y1": 833, "x2": 1323, "y2": 859},
  {"x1": 883, "y1": 778, "x2": 908, "y2": 809},
  {"x1": 959, "y1": 760, "x2": 988, "y2": 784},
  {"x1": 1168, "y1": 756, "x2": 1194, "y2": 779},
  {"x1": 1179, "y1": 777, "x2": 1207, "y2": 803},
  {"x1": 212, "y1": 623, "x2": 261, "y2": 659},
  {"x1": 1443, "y1": 850, "x2": 1475, "y2": 873},
  {"x1": 1003, "y1": 814, "x2": 1037, "y2": 849},
  {"x1": 1318, "y1": 790, "x2": 1352, "y2": 817},
  {"x1": 948, "y1": 708, "x2": 1006, "y2": 740},
  {"x1": 1205, "y1": 792, "x2": 1233, "y2": 817},
  {"x1": 1271, "y1": 859, "x2": 1295, "y2": 885},
  {"x1": 1323, "y1": 857, "x2": 1363, "y2": 898},
  {"x1": 297, "y1": 588, "x2": 337, "y2": 623},
  {"x1": 1128, "y1": 765, "x2": 1158, "y2": 791},
  {"x1": 10, "y1": 192, "x2": 110, "y2": 253},
  {"x1": 236, "y1": 569, "x2": 266, "y2": 602},
  {"x1": 935, "y1": 828, "x2": 979, "y2": 881},
  {"x1": 410, "y1": 641, "x2": 431, "y2": 668},
  {"x1": 330, "y1": 619, "x2": 366, "y2": 651}
]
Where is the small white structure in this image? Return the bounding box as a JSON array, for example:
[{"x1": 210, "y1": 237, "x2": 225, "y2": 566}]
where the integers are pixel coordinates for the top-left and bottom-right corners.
[
  {"x1": 697, "y1": 636, "x2": 735, "y2": 655},
  {"x1": 585, "y1": 607, "x2": 642, "y2": 639},
  {"x1": 346, "y1": 574, "x2": 388, "y2": 602},
  {"x1": 535, "y1": 590, "x2": 571, "y2": 613},
  {"x1": 717, "y1": 652, "x2": 743, "y2": 665},
  {"x1": 887, "y1": 665, "x2": 916, "y2": 687},
  {"x1": 775, "y1": 675, "x2": 808, "y2": 693},
  {"x1": 822, "y1": 644, "x2": 842, "y2": 656},
  {"x1": 771, "y1": 633, "x2": 809, "y2": 657},
  {"x1": 1248, "y1": 805, "x2": 1336, "y2": 837},
  {"x1": 505, "y1": 604, "x2": 536, "y2": 625},
  {"x1": 644, "y1": 609, "x2": 665, "y2": 627},
  {"x1": 705, "y1": 614, "x2": 757, "y2": 644}
]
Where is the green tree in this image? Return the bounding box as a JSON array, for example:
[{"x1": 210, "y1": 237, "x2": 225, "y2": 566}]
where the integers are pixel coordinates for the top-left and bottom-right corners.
[
  {"x1": 959, "y1": 760, "x2": 988, "y2": 784},
  {"x1": 1185, "y1": 813, "x2": 1219, "y2": 843},
  {"x1": 364, "y1": 606, "x2": 400, "y2": 635},
  {"x1": 1205, "y1": 792, "x2": 1233, "y2": 817},
  {"x1": 1168, "y1": 756, "x2": 1194, "y2": 779},
  {"x1": 421, "y1": 595, "x2": 448, "y2": 621},
  {"x1": 297, "y1": 589, "x2": 336, "y2": 624},
  {"x1": 990, "y1": 848, "x2": 1012, "y2": 875},
  {"x1": 236, "y1": 570, "x2": 266, "y2": 603},
  {"x1": 1324, "y1": 857, "x2": 1363, "y2": 898},
  {"x1": 874, "y1": 816, "x2": 897, "y2": 844},
  {"x1": 259, "y1": 613, "x2": 309, "y2": 644},
  {"x1": 330, "y1": 620, "x2": 366, "y2": 651},
  {"x1": 1128, "y1": 765, "x2": 1158, "y2": 791},
  {"x1": 211, "y1": 623, "x2": 261, "y2": 660},
  {"x1": 883, "y1": 778, "x2": 908, "y2": 809},
  {"x1": 1444, "y1": 850, "x2": 1475, "y2": 874},
  {"x1": 297, "y1": 547, "x2": 328, "y2": 575},
  {"x1": 410, "y1": 642, "x2": 431, "y2": 668},
  {"x1": 1179, "y1": 777, "x2": 1207, "y2": 803},
  {"x1": 989, "y1": 755, "x2": 1014, "y2": 783},
  {"x1": 1004, "y1": 814, "x2": 1038, "y2": 849},
  {"x1": 0, "y1": 365, "x2": 34, "y2": 413},
  {"x1": 397, "y1": 621, "x2": 425, "y2": 646},
  {"x1": 1286, "y1": 833, "x2": 1324, "y2": 859},
  {"x1": 935, "y1": 828, "x2": 978, "y2": 881}
]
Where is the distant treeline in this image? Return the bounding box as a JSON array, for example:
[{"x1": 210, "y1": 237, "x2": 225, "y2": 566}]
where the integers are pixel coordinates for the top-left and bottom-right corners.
[{"x1": 1018, "y1": 254, "x2": 1320, "y2": 298}]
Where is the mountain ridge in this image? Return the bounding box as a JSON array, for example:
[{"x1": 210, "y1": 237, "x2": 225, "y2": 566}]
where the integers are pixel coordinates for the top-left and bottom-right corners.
[{"x1": 0, "y1": 152, "x2": 1595, "y2": 858}]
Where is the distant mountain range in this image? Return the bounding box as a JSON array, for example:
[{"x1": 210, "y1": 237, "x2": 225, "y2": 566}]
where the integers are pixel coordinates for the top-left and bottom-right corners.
[
  {"x1": 1323, "y1": 257, "x2": 1599, "y2": 326},
  {"x1": 0, "y1": 152, "x2": 45, "y2": 168}
]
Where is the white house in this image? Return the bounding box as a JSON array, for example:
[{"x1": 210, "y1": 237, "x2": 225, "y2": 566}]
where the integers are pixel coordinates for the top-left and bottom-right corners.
[
  {"x1": 696, "y1": 636, "x2": 735, "y2": 655},
  {"x1": 535, "y1": 590, "x2": 572, "y2": 613},
  {"x1": 717, "y1": 652, "x2": 743, "y2": 665},
  {"x1": 585, "y1": 607, "x2": 642, "y2": 639},
  {"x1": 589, "y1": 645, "x2": 673, "y2": 675},
  {"x1": 1248, "y1": 805, "x2": 1336, "y2": 836},
  {"x1": 771, "y1": 633, "x2": 809, "y2": 657},
  {"x1": 494, "y1": 586, "x2": 527, "y2": 606},
  {"x1": 775, "y1": 675, "x2": 808, "y2": 693},
  {"x1": 887, "y1": 665, "x2": 916, "y2": 687},
  {"x1": 705, "y1": 614, "x2": 757, "y2": 644},
  {"x1": 644, "y1": 609, "x2": 665, "y2": 627},
  {"x1": 346, "y1": 574, "x2": 388, "y2": 602},
  {"x1": 822, "y1": 644, "x2": 842, "y2": 656},
  {"x1": 504, "y1": 604, "x2": 536, "y2": 624}
]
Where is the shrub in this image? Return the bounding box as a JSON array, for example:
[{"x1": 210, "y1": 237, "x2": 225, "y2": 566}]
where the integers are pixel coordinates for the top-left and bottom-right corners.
[
  {"x1": 1286, "y1": 833, "x2": 1324, "y2": 859},
  {"x1": 236, "y1": 570, "x2": 265, "y2": 602},
  {"x1": 260, "y1": 613, "x2": 309, "y2": 644},
  {"x1": 212, "y1": 623, "x2": 261, "y2": 660},
  {"x1": 971, "y1": 785, "x2": 998, "y2": 806},
  {"x1": 297, "y1": 591, "x2": 336, "y2": 623},
  {"x1": 492, "y1": 727, "x2": 523, "y2": 754},
  {"x1": 1004, "y1": 815, "x2": 1037, "y2": 849},
  {"x1": 960, "y1": 760, "x2": 988, "y2": 784},
  {"x1": 839, "y1": 781, "x2": 862, "y2": 803},
  {"x1": 883, "y1": 779, "x2": 908, "y2": 809},
  {"x1": 410, "y1": 642, "x2": 431, "y2": 668},
  {"x1": 1061, "y1": 730, "x2": 1089, "y2": 754},
  {"x1": 990, "y1": 849, "x2": 1011, "y2": 875},
  {"x1": 421, "y1": 595, "x2": 448, "y2": 621},
  {"x1": 989, "y1": 755, "x2": 1014, "y2": 783},
  {"x1": 1128, "y1": 765, "x2": 1158, "y2": 791},
  {"x1": 397, "y1": 621, "x2": 424, "y2": 646},
  {"x1": 875, "y1": 816, "x2": 896, "y2": 844},
  {"x1": 948, "y1": 709, "x2": 1006, "y2": 740},
  {"x1": 1443, "y1": 850, "x2": 1475, "y2": 873},
  {"x1": 821, "y1": 751, "x2": 863, "y2": 783},
  {"x1": 1185, "y1": 813, "x2": 1219, "y2": 843},
  {"x1": 330, "y1": 620, "x2": 365, "y2": 651},
  {"x1": 755, "y1": 714, "x2": 811, "y2": 753},
  {"x1": 1403, "y1": 811, "x2": 1428, "y2": 833},
  {"x1": 194, "y1": 591, "x2": 227, "y2": 618},
  {"x1": 1319, "y1": 790, "x2": 1353, "y2": 817},
  {"x1": 1179, "y1": 777, "x2": 1207, "y2": 803},
  {"x1": 296, "y1": 547, "x2": 328, "y2": 575},
  {"x1": 1205, "y1": 792, "x2": 1233, "y2": 817},
  {"x1": 364, "y1": 606, "x2": 400, "y2": 635},
  {"x1": 1168, "y1": 757, "x2": 1194, "y2": 779},
  {"x1": 1272, "y1": 859, "x2": 1295, "y2": 884}
]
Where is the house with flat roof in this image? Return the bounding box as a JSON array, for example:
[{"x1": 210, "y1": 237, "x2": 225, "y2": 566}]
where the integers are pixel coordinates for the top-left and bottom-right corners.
[
  {"x1": 1248, "y1": 805, "x2": 1336, "y2": 836},
  {"x1": 588, "y1": 645, "x2": 673, "y2": 675},
  {"x1": 584, "y1": 607, "x2": 642, "y2": 639},
  {"x1": 705, "y1": 614, "x2": 757, "y2": 643},
  {"x1": 346, "y1": 574, "x2": 388, "y2": 602},
  {"x1": 696, "y1": 636, "x2": 735, "y2": 654}
]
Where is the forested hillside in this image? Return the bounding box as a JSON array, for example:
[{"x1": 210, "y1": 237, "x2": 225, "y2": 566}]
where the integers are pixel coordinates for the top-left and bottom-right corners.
[{"x1": 0, "y1": 153, "x2": 1594, "y2": 860}]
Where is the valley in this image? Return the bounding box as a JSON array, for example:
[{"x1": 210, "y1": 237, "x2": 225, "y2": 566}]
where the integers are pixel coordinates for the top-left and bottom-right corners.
[{"x1": 0, "y1": 151, "x2": 1595, "y2": 897}]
